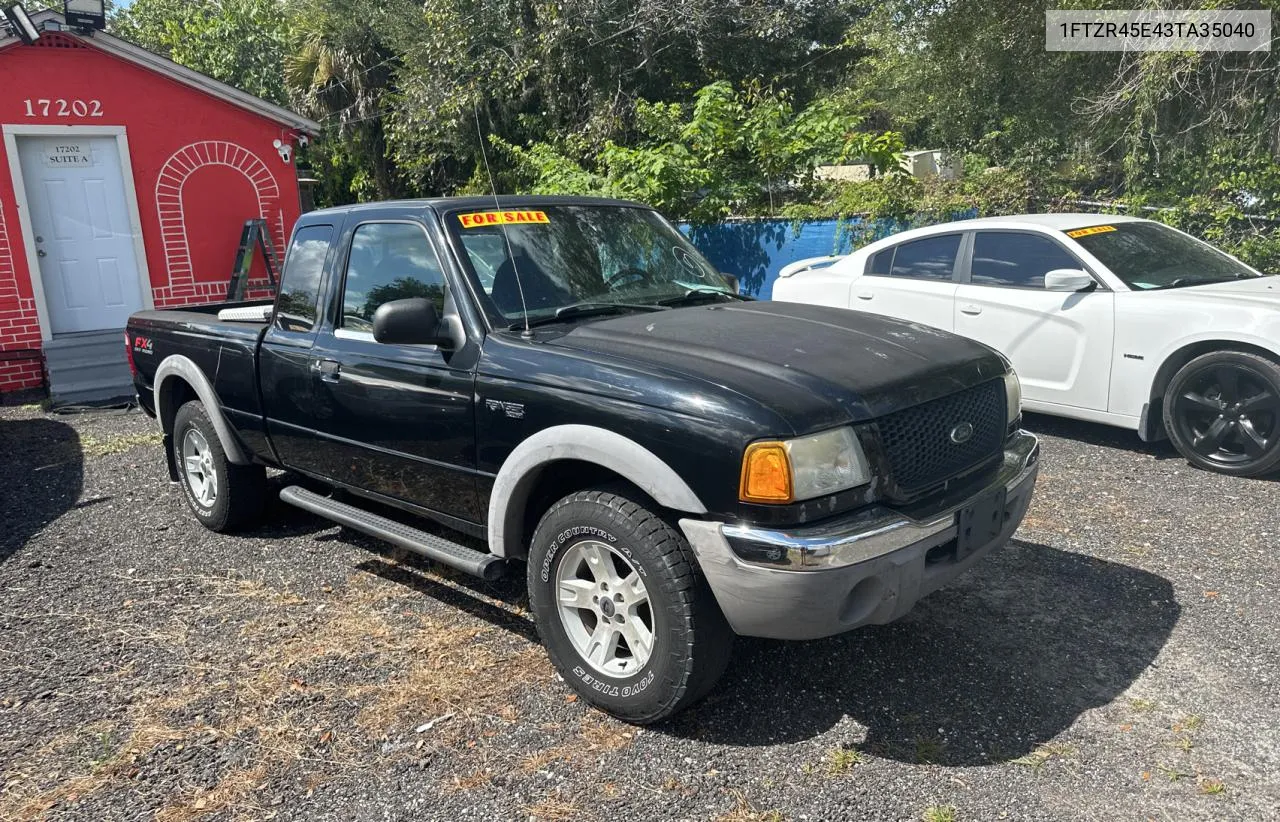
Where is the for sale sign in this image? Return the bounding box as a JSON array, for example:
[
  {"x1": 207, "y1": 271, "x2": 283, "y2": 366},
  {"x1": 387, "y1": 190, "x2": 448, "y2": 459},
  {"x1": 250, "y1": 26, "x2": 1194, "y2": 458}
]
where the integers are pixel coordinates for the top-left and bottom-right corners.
[{"x1": 457, "y1": 210, "x2": 550, "y2": 228}]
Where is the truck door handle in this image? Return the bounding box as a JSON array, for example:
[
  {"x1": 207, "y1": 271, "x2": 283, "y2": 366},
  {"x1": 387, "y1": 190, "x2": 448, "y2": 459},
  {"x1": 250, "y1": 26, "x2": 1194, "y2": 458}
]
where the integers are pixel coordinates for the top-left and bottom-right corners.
[
  {"x1": 960, "y1": 304, "x2": 982, "y2": 316},
  {"x1": 313, "y1": 359, "x2": 341, "y2": 382},
  {"x1": 856, "y1": 292, "x2": 874, "y2": 301}
]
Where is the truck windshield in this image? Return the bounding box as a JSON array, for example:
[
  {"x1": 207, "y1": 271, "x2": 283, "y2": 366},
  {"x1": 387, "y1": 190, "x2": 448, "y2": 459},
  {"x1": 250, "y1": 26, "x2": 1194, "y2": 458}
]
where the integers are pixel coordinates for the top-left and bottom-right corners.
[
  {"x1": 1068, "y1": 221, "x2": 1266, "y2": 290},
  {"x1": 444, "y1": 205, "x2": 737, "y2": 326}
]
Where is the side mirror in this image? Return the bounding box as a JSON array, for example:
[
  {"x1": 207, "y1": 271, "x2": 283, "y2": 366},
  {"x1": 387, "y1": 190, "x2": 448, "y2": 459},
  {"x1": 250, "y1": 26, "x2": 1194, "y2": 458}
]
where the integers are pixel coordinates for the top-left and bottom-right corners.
[
  {"x1": 721, "y1": 273, "x2": 740, "y2": 294},
  {"x1": 1044, "y1": 269, "x2": 1097, "y2": 292},
  {"x1": 372, "y1": 298, "x2": 451, "y2": 346}
]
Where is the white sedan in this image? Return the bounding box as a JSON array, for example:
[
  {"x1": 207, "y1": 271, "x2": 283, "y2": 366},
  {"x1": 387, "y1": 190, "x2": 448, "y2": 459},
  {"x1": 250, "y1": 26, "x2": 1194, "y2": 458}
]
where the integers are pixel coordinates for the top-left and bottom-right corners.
[{"x1": 773, "y1": 214, "x2": 1280, "y2": 476}]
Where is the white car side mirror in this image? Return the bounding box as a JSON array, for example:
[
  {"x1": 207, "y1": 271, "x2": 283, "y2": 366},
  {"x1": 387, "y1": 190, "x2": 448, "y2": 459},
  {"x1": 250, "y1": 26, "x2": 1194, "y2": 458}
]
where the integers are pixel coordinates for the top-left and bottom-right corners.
[{"x1": 1044, "y1": 269, "x2": 1096, "y2": 292}]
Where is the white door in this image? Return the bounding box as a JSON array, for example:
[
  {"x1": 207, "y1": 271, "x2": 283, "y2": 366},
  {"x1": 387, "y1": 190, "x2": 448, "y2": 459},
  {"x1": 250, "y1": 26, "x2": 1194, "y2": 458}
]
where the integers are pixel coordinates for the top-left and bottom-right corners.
[
  {"x1": 849, "y1": 233, "x2": 962, "y2": 331},
  {"x1": 953, "y1": 230, "x2": 1115, "y2": 411},
  {"x1": 16, "y1": 135, "x2": 144, "y2": 334}
]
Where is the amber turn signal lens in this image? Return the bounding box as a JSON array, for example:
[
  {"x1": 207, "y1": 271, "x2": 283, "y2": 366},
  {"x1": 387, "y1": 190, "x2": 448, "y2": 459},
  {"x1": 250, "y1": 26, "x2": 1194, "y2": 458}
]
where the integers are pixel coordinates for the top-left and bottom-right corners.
[{"x1": 740, "y1": 441, "x2": 793, "y2": 503}]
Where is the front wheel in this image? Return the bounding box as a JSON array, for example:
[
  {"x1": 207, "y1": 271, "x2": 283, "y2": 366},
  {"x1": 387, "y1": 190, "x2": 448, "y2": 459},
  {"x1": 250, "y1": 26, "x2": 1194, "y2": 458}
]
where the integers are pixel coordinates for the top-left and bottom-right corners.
[
  {"x1": 527, "y1": 488, "x2": 733, "y2": 723},
  {"x1": 1163, "y1": 350, "x2": 1280, "y2": 477}
]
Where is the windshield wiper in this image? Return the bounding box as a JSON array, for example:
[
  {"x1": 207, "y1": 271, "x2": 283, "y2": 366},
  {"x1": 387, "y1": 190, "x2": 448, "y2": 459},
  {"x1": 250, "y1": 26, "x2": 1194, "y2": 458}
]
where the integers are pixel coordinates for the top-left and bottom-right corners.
[
  {"x1": 1152, "y1": 275, "x2": 1242, "y2": 290},
  {"x1": 511, "y1": 301, "x2": 665, "y2": 330},
  {"x1": 654, "y1": 288, "x2": 753, "y2": 307}
]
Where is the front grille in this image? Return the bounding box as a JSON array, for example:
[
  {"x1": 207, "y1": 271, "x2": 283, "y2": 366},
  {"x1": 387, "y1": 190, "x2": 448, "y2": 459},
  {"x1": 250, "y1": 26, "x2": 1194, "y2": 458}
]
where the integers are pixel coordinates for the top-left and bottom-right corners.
[{"x1": 874, "y1": 379, "x2": 1005, "y2": 491}]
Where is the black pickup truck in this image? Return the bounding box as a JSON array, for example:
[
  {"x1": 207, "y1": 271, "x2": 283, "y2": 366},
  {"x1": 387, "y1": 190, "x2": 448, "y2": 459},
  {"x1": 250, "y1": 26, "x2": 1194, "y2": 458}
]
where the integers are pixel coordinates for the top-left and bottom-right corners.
[{"x1": 126, "y1": 196, "x2": 1039, "y2": 722}]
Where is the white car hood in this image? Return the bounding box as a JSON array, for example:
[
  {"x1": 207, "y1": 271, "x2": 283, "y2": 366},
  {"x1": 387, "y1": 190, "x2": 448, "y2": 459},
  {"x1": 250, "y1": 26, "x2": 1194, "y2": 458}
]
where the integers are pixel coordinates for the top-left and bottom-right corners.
[{"x1": 1136, "y1": 276, "x2": 1280, "y2": 308}]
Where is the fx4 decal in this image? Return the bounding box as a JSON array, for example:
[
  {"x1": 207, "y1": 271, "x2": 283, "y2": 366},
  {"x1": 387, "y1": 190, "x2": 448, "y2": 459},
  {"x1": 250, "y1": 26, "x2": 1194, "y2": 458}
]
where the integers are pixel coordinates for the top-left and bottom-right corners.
[
  {"x1": 133, "y1": 336, "x2": 154, "y2": 355},
  {"x1": 485, "y1": 399, "x2": 525, "y2": 419}
]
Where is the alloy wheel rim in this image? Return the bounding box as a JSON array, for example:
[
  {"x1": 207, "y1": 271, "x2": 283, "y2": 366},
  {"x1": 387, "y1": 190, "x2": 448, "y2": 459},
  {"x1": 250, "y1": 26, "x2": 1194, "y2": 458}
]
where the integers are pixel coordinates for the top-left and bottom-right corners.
[
  {"x1": 554, "y1": 539, "x2": 655, "y2": 678},
  {"x1": 1174, "y1": 364, "x2": 1279, "y2": 466},
  {"x1": 181, "y1": 428, "x2": 218, "y2": 507}
]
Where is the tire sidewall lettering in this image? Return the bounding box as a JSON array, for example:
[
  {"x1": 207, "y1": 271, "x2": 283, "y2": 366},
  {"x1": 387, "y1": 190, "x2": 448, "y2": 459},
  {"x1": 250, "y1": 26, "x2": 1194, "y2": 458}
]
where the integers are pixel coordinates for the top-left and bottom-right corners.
[
  {"x1": 539, "y1": 523, "x2": 626, "y2": 583},
  {"x1": 571, "y1": 664, "x2": 655, "y2": 699}
]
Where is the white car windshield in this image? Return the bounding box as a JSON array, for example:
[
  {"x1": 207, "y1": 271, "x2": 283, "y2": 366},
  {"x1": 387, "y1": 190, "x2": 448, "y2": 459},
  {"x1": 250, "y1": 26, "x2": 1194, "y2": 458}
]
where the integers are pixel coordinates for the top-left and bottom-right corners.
[
  {"x1": 1068, "y1": 222, "x2": 1267, "y2": 290},
  {"x1": 445, "y1": 205, "x2": 739, "y2": 327}
]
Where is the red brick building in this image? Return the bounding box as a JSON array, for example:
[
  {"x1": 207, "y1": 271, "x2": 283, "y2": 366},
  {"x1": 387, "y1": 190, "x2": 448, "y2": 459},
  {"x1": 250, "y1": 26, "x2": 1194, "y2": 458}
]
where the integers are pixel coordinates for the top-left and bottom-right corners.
[{"x1": 0, "y1": 10, "x2": 317, "y2": 402}]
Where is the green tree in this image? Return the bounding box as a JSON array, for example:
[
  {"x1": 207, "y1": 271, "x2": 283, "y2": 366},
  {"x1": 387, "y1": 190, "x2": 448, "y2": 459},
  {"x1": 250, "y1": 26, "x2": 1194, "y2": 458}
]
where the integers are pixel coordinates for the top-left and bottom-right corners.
[
  {"x1": 499, "y1": 81, "x2": 904, "y2": 222},
  {"x1": 111, "y1": 0, "x2": 293, "y2": 105},
  {"x1": 285, "y1": 0, "x2": 412, "y2": 201}
]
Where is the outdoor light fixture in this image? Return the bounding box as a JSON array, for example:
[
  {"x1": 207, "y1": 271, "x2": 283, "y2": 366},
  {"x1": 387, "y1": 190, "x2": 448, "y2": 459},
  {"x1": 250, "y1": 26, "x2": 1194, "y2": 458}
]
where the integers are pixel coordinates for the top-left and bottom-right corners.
[
  {"x1": 63, "y1": 0, "x2": 105, "y2": 31},
  {"x1": 272, "y1": 138, "x2": 293, "y2": 164},
  {"x1": 2, "y1": 3, "x2": 41, "y2": 45}
]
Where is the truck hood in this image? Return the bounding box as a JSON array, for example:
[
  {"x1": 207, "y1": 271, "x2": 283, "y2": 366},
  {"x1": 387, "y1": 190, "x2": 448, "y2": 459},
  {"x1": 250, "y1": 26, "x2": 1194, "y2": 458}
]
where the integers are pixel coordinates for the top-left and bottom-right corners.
[{"x1": 548, "y1": 301, "x2": 1009, "y2": 434}]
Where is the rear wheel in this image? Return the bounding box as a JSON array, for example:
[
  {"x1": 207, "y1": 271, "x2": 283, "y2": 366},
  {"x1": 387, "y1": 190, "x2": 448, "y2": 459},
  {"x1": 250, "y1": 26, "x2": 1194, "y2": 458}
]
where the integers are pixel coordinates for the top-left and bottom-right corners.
[
  {"x1": 527, "y1": 487, "x2": 733, "y2": 723},
  {"x1": 172, "y1": 400, "x2": 266, "y2": 531},
  {"x1": 1163, "y1": 350, "x2": 1280, "y2": 477}
]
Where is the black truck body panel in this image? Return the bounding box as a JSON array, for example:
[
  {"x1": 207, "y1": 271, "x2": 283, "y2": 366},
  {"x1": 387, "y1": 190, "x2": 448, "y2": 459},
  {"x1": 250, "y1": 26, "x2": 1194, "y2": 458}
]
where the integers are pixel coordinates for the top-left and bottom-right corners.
[{"x1": 128, "y1": 197, "x2": 1013, "y2": 538}]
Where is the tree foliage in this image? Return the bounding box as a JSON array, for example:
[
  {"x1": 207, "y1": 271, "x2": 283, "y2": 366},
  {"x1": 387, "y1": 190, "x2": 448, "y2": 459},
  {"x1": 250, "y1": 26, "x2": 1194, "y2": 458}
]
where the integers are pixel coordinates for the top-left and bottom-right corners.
[
  {"x1": 113, "y1": 0, "x2": 876, "y2": 209},
  {"x1": 498, "y1": 81, "x2": 904, "y2": 222},
  {"x1": 111, "y1": 0, "x2": 293, "y2": 105},
  {"x1": 108, "y1": 0, "x2": 1280, "y2": 264}
]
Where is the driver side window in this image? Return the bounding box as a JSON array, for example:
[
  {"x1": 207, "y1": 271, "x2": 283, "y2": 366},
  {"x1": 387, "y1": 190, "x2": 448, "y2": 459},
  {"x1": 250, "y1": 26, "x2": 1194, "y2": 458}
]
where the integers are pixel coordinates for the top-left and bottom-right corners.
[{"x1": 340, "y1": 223, "x2": 445, "y2": 333}]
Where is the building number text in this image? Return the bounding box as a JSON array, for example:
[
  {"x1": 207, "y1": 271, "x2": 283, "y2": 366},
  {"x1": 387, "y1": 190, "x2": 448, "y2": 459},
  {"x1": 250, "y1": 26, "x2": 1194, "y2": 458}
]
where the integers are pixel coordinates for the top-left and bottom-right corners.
[{"x1": 23, "y1": 99, "x2": 104, "y2": 118}]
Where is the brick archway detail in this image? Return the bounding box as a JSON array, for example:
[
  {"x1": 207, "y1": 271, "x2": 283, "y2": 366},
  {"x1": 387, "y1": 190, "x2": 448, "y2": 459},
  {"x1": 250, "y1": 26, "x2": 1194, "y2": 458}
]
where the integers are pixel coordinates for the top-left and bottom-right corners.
[{"x1": 155, "y1": 141, "x2": 284, "y2": 285}]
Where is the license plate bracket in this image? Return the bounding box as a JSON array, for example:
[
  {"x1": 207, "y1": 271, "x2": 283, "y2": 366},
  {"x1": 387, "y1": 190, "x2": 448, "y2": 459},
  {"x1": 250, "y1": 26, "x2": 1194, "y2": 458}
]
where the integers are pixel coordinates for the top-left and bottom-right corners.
[{"x1": 956, "y1": 487, "x2": 1007, "y2": 560}]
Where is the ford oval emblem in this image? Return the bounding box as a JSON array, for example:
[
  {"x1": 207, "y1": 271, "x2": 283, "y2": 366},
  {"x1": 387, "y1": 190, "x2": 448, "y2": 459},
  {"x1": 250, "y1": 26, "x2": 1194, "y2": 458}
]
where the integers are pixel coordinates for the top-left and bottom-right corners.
[{"x1": 949, "y1": 421, "x2": 975, "y2": 444}]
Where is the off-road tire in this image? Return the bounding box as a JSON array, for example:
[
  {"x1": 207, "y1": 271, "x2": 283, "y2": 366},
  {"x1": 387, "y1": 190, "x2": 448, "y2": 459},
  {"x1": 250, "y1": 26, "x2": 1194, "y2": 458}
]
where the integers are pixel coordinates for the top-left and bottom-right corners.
[
  {"x1": 527, "y1": 487, "x2": 733, "y2": 723},
  {"x1": 172, "y1": 400, "x2": 266, "y2": 531}
]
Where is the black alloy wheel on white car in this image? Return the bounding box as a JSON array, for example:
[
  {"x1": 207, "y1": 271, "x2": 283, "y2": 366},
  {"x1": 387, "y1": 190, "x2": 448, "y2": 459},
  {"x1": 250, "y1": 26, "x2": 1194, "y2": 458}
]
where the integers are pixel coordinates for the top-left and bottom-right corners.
[
  {"x1": 172, "y1": 400, "x2": 267, "y2": 531},
  {"x1": 1163, "y1": 350, "x2": 1280, "y2": 477},
  {"x1": 526, "y1": 487, "x2": 733, "y2": 723}
]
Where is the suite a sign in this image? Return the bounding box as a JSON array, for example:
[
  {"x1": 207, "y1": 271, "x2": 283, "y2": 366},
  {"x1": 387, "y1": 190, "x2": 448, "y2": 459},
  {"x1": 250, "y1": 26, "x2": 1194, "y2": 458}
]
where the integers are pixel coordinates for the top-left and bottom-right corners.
[{"x1": 42, "y1": 140, "x2": 94, "y2": 167}]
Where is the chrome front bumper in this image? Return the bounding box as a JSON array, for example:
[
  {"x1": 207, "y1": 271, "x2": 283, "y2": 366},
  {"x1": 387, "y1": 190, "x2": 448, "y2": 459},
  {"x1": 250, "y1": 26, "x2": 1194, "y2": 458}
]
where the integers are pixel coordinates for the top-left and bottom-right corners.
[{"x1": 680, "y1": 432, "x2": 1040, "y2": 640}]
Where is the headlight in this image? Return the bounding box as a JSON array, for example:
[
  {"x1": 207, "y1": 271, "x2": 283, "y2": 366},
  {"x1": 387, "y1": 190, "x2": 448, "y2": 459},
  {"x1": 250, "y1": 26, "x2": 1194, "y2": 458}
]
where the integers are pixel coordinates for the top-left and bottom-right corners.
[
  {"x1": 1003, "y1": 369, "x2": 1022, "y2": 427},
  {"x1": 740, "y1": 427, "x2": 870, "y2": 504}
]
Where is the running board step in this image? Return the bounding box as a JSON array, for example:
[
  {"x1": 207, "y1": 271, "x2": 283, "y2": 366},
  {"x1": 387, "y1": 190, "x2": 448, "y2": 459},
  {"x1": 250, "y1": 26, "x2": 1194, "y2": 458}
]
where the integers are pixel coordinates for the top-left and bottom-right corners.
[{"x1": 279, "y1": 485, "x2": 504, "y2": 581}]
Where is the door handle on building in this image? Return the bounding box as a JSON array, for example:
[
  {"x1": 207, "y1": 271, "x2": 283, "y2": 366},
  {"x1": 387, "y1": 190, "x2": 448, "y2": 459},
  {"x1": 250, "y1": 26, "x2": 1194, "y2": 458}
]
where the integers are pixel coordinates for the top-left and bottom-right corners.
[
  {"x1": 960, "y1": 304, "x2": 982, "y2": 315},
  {"x1": 313, "y1": 359, "x2": 341, "y2": 383}
]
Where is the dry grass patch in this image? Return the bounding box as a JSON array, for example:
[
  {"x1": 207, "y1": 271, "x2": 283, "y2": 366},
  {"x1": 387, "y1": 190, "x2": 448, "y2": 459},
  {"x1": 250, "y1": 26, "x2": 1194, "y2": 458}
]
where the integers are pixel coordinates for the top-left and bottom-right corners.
[
  {"x1": 154, "y1": 765, "x2": 270, "y2": 822},
  {"x1": 1011, "y1": 742, "x2": 1076, "y2": 770},
  {"x1": 523, "y1": 790, "x2": 582, "y2": 821},
  {"x1": 1, "y1": 568, "x2": 552, "y2": 819},
  {"x1": 715, "y1": 789, "x2": 787, "y2": 821},
  {"x1": 80, "y1": 430, "x2": 163, "y2": 458},
  {"x1": 3, "y1": 723, "x2": 188, "y2": 819},
  {"x1": 515, "y1": 716, "x2": 634, "y2": 777}
]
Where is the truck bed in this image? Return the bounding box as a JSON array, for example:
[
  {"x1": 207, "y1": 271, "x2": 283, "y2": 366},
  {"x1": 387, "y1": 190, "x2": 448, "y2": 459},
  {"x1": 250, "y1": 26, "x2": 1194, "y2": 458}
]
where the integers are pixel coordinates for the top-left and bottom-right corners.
[
  {"x1": 129, "y1": 299, "x2": 274, "y2": 338},
  {"x1": 127, "y1": 300, "x2": 275, "y2": 439}
]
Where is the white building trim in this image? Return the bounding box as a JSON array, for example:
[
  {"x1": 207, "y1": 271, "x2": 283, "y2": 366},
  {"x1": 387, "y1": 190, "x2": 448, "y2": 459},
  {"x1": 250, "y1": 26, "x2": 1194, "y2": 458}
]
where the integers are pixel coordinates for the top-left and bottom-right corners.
[{"x1": 2, "y1": 124, "x2": 154, "y2": 341}]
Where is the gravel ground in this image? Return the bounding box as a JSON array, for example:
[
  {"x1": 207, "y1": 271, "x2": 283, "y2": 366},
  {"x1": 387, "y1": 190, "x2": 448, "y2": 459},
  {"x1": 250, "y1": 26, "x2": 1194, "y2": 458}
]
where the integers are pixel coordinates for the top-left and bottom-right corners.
[{"x1": 1, "y1": 403, "x2": 1277, "y2": 822}]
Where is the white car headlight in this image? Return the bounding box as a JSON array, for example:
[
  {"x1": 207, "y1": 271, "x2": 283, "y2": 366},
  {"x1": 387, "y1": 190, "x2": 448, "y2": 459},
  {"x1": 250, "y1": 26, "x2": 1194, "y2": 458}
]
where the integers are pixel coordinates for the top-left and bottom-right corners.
[
  {"x1": 1004, "y1": 369, "x2": 1022, "y2": 427},
  {"x1": 740, "y1": 427, "x2": 871, "y2": 503}
]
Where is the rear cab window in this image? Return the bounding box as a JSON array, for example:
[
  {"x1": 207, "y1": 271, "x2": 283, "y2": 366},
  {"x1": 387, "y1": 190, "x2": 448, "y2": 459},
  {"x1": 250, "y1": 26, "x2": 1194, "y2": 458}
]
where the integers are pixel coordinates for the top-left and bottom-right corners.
[{"x1": 274, "y1": 224, "x2": 332, "y2": 333}]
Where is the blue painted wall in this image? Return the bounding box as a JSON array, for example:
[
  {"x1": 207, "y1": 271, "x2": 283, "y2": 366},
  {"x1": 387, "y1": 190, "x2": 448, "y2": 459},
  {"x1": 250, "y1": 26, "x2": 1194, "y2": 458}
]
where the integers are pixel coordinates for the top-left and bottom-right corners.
[{"x1": 682, "y1": 213, "x2": 977, "y2": 299}]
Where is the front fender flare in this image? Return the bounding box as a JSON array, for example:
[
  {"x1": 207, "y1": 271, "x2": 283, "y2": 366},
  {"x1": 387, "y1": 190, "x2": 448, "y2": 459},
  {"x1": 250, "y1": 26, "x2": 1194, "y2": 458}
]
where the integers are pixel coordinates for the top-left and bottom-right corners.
[
  {"x1": 487, "y1": 424, "x2": 708, "y2": 558},
  {"x1": 153, "y1": 354, "x2": 251, "y2": 465}
]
